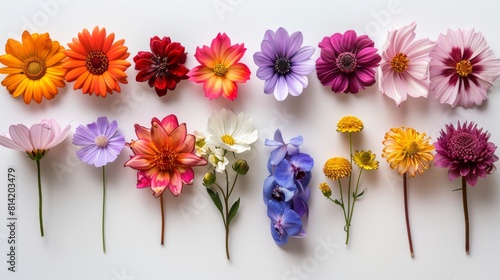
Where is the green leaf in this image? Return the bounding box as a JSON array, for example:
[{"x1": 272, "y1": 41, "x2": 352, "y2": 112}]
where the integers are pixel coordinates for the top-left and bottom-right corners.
[
  {"x1": 206, "y1": 188, "x2": 224, "y2": 219},
  {"x1": 227, "y1": 198, "x2": 240, "y2": 225},
  {"x1": 354, "y1": 189, "x2": 366, "y2": 199}
]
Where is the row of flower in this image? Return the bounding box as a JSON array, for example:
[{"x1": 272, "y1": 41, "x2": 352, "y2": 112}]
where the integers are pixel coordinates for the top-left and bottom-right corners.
[
  {"x1": 1, "y1": 23, "x2": 499, "y2": 107},
  {"x1": 0, "y1": 110, "x2": 496, "y2": 259}
]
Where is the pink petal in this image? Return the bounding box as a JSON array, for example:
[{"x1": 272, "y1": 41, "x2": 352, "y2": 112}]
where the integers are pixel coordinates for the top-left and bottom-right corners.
[{"x1": 8, "y1": 124, "x2": 32, "y2": 151}]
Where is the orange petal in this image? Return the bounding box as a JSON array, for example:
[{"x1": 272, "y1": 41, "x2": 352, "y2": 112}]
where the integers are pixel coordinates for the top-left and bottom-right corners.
[
  {"x1": 226, "y1": 63, "x2": 251, "y2": 83},
  {"x1": 11, "y1": 76, "x2": 29, "y2": 97},
  {"x1": 0, "y1": 54, "x2": 23, "y2": 68},
  {"x1": 6, "y1": 39, "x2": 27, "y2": 60},
  {"x1": 21, "y1": 31, "x2": 35, "y2": 57},
  {"x1": 73, "y1": 70, "x2": 89, "y2": 90},
  {"x1": 45, "y1": 52, "x2": 66, "y2": 67},
  {"x1": 65, "y1": 66, "x2": 87, "y2": 82}
]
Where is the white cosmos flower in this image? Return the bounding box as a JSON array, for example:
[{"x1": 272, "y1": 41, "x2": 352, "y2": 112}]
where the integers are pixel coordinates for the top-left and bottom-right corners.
[
  {"x1": 206, "y1": 108, "x2": 258, "y2": 154},
  {"x1": 208, "y1": 147, "x2": 229, "y2": 173}
]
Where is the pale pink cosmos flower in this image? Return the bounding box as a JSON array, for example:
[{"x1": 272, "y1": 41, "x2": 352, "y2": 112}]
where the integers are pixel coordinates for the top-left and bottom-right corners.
[
  {"x1": 379, "y1": 22, "x2": 436, "y2": 106},
  {"x1": 0, "y1": 119, "x2": 70, "y2": 237},
  {"x1": 429, "y1": 28, "x2": 500, "y2": 108}
]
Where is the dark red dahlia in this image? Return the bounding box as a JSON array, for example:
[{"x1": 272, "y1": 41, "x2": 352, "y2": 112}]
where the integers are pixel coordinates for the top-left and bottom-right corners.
[
  {"x1": 434, "y1": 121, "x2": 498, "y2": 186},
  {"x1": 134, "y1": 36, "x2": 189, "y2": 96}
]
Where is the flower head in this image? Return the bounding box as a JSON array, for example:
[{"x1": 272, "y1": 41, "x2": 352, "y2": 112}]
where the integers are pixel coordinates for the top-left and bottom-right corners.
[
  {"x1": 63, "y1": 26, "x2": 131, "y2": 97},
  {"x1": 429, "y1": 28, "x2": 500, "y2": 108},
  {"x1": 208, "y1": 147, "x2": 229, "y2": 173},
  {"x1": 72, "y1": 116, "x2": 125, "y2": 167},
  {"x1": 353, "y1": 150, "x2": 379, "y2": 170},
  {"x1": 134, "y1": 36, "x2": 189, "y2": 97},
  {"x1": 273, "y1": 153, "x2": 314, "y2": 191},
  {"x1": 379, "y1": 22, "x2": 437, "y2": 106},
  {"x1": 337, "y1": 116, "x2": 364, "y2": 133},
  {"x1": 267, "y1": 201, "x2": 305, "y2": 246},
  {"x1": 323, "y1": 157, "x2": 352, "y2": 180},
  {"x1": 434, "y1": 122, "x2": 498, "y2": 186},
  {"x1": 265, "y1": 128, "x2": 303, "y2": 165},
  {"x1": 382, "y1": 127, "x2": 434, "y2": 177},
  {"x1": 206, "y1": 108, "x2": 258, "y2": 154},
  {"x1": 253, "y1": 27, "x2": 315, "y2": 101},
  {"x1": 188, "y1": 33, "x2": 250, "y2": 100},
  {"x1": 0, "y1": 119, "x2": 70, "y2": 160},
  {"x1": 0, "y1": 31, "x2": 66, "y2": 104},
  {"x1": 319, "y1": 182, "x2": 332, "y2": 198},
  {"x1": 316, "y1": 30, "x2": 381, "y2": 93},
  {"x1": 124, "y1": 115, "x2": 207, "y2": 197}
]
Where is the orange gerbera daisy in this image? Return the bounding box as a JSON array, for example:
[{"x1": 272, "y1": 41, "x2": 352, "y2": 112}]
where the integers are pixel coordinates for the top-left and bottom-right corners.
[
  {"x1": 63, "y1": 26, "x2": 131, "y2": 97},
  {"x1": 0, "y1": 30, "x2": 66, "y2": 104}
]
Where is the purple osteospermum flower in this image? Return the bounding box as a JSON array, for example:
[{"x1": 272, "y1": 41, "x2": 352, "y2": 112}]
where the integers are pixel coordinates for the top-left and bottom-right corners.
[
  {"x1": 429, "y1": 29, "x2": 500, "y2": 108},
  {"x1": 316, "y1": 30, "x2": 381, "y2": 93},
  {"x1": 379, "y1": 22, "x2": 436, "y2": 106},
  {"x1": 72, "y1": 116, "x2": 126, "y2": 167},
  {"x1": 253, "y1": 27, "x2": 315, "y2": 101},
  {"x1": 267, "y1": 201, "x2": 305, "y2": 246},
  {"x1": 434, "y1": 121, "x2": 498, "y2": 186}
]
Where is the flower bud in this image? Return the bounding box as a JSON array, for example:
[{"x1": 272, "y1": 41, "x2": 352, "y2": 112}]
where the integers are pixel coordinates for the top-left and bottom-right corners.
[
  {"x1": 232, "y1": 159, "x2": 249, "y2": 175},
  {"x1": 319, "y1": 182, "x2": 332, "y2": 198},
  {"x1": 203, "y1": 172, "x2": 216, "y2": 186}
]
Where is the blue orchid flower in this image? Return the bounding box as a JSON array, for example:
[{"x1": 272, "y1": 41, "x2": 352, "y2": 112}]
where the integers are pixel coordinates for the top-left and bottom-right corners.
[
  {"x1": 263, "y1": 175, "x2": 295, "y2": 204},
  {"x1": 267, "y1": 201, "x2": 305, "y2": 245},
  {"x1": 273, "y1": 153, "x2": 314, "y2": 191},
  {"x1": 265, "y1": 129, "x2": 303, "y2": 165}
]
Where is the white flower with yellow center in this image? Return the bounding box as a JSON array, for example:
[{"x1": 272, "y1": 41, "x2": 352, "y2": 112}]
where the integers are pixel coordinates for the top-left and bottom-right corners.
[
  {"x1": 206, "y1": 108, "x2": 258, "y2": 154},
  {"x1": 208, "y1": 147, "x2": 229, "y2": 173}
]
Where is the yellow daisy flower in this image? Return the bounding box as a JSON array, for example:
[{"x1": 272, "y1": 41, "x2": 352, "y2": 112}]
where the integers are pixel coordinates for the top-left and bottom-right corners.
[
  {"x1": 337, "y1": 116, "x2": 364, "y2": 133},
  {"x1": 323, "y1": 157, "x2": 352, "y2": 180},
  {"x1": 353, "y1": 150, "x2": 379, "y2": 170},
  {"x1": 0, "y1": 31, "x2": 66, "y2": 104}
]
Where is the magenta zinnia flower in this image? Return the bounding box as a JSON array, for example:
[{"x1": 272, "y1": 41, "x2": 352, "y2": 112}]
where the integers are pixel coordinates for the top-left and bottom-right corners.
[
  {"x1": 134, "y1": 36, "x2": 189, "y2": 97},
  {"x1": 434, "y1": 121, "x2": 498, "y2": 186},
  {"x1": 0, "y1": 119, "x2": 70, "y2": 237},
  {"x1": 429, "y1": 29, "x2": 500, "y2": 108},
  {"x1": 379, "y1": 22, "x2": 436, "y2": 106},
  {"x1": 316, "y1": 30, "x2": 381, "y2": 93},
  {"x1": 433, "y1": 121, "x2": 498, "y2": 254},
  {"x1": 253, "y1": 27, "x2": 315, "y2": 101},
  {"x1": 188, "y1": 33, "x2": 251, "y2": 100}
]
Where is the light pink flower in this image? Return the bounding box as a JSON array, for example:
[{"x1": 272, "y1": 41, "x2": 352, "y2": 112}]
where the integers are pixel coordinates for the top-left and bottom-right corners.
[
  {"x1": 0, "y1": 119, "x2": 71, "y2": 159},
  {"x1": 429, "y1": 28, "x2": 500, "y2": 108},
  {"x1": 379, "y1": 22, "x2": 436, "y2": 106}
]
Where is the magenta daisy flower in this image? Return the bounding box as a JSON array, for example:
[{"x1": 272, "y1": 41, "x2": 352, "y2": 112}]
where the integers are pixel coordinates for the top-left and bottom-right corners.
[
  {"x1": 316, "y1": 30, "x2": 381, "y2": 93},
  {"x1": 433, "y1": 121, "x2": 498, "y2": 254},
  {"x1": 434, "y1": 121, "x2": 498, "y2": 186},
  {"x1": 379, "y1": 22, "x2": 436, "y2": 106},
  {"x1": 429, "y1": 29, "x2": 500, "y2": 108},
  {"x1": 253, "y1": 27, "x2": 315, "y2": 101},
  {"x1": 133, "y1": 36, "x2": 189, "y2": 97}
]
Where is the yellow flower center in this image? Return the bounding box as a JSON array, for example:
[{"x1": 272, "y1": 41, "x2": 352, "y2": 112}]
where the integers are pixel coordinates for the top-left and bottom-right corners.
[
  {"x1": 155, "y1": 148, "x2": 178, "y2": 172},
  {"x1": 406, "y1": 141, "x2": 420, "y2": 156},
  {"x1": 390, "y1": 52, "x2": 409, "y2": 73},
  {"x1": 85, "y1": 50, "x2": 109, "y2": 75},
  {"x1": 456, "y1": 60, "x2": 472, "y2": 77},
  {"x1": 214, "y1": 63, "x2": 227, "y2": 76},
  {"x1": 94, "y1": 135, "x2": 108, "y2": 148},
  {"x1": 221, "y1": 134, "x2": 235, "y2": 146},
  {"x1": 22, "y1": 57, "x2": 46, "y2": 80},
  {"x1": 359, "y1": 151, "x2": 372, "y2": 165}
]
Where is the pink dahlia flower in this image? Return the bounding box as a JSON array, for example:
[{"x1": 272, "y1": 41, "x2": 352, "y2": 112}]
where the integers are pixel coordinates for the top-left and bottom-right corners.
[
  {"x1": 379, "y1": 22, "x2": 436, "y2": 106},
  {"x1": 316, "y1": 30, "x2": 381, "y2": 93},
  {"x1": 434, "y1": 121, "x2": 498, "y2": 186},
  {"x1": 429, "y1": 29, "x2": 500, "y2": 108}
]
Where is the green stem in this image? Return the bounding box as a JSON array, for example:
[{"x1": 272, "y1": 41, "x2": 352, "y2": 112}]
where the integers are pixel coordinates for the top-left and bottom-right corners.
[
  {"x1": 347, "y1": 133, "x2": 353, "y2": 227},
  {"x1": 102, "y1": 166, "x2": 106, "y2": 253},
  {"x1": 347, "y1": 168, "x2": 364, "y2": 244},
  {"x1": 462, "y1": 176, "x2": 469, "y2": 254},
  {"x1": 160, "y1": 194, "x2": 165, "y2": 246},
  {"x1": 224, "y1": 170, "x2": 231, "y2": 260},
  {"x1": 403, "y1": 173, "x2": 414, "y2": 258},
  {"x1": 36, "y1": 160, "x2": 44, "y2": 237}
]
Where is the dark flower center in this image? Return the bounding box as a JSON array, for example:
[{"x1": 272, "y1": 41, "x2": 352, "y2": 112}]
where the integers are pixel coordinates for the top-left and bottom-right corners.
[
  {"x1": 214, "y1": 63, "x2": 227, "y2": 76},
  {"x1": 405, "y1": 141, "x2": 420, "y2": 156},
  {"x1": 456, "y1": 60, "x2": 473, "y2": 77},
  {"x1": 271, "y1": 187, "x2": 285, "y2": 202},
  {"x1": 155, "y1": 147, "x2": 178, "y2": 172},
  {"x1": 274, "y1": 57, "x2": 291, "y2": 75},
  {"x1": 449, "y1": 132, "x2": 481, "y2": 161},
  {"x1": 391, "y1": 52, "x2": 409, "y2": 73},
  {"x1": 336, "y1": 52, "x2": 357, "y2": 73},
  {"x1": 22, "y1": 57, "x2": 46, "y2": 80},
  {"x1": 85, "y1": 50, "x2": 109, "y2": 75}
]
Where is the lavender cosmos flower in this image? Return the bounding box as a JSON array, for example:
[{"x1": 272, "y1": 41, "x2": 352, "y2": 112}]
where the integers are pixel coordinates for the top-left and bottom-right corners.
[
  {"x1": 267, "y1": 201, "x2": 305, "y2": 246},
  {"x1": 379, "y1": 22, "x2": 436, "y2": 106},
  {"x1": 316, "y1": 30, "x2": 381, "y2": 93},
  {"x1": 429, "y1": 29, "x2": 500, "y2": 108},
  {"x1": 72, "y1": 116, "x2": 125, "y2": 167},
  {"x1": 253, "y1": 27, "x2": 315, "y2": 101},
  {"x1": 434, "y1": 121, "x2": 498, "y2": 186}
]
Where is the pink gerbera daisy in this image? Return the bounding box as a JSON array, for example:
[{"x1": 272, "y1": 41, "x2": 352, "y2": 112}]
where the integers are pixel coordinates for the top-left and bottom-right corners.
[{"x1": 429, "y1": 28, "x2": 500, "y2": 108}]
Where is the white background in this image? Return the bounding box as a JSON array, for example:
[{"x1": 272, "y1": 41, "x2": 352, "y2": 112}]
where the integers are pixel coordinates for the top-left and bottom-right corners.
[{"x1": 0, "y1": 0, "x2": 499, "y2": 279}]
